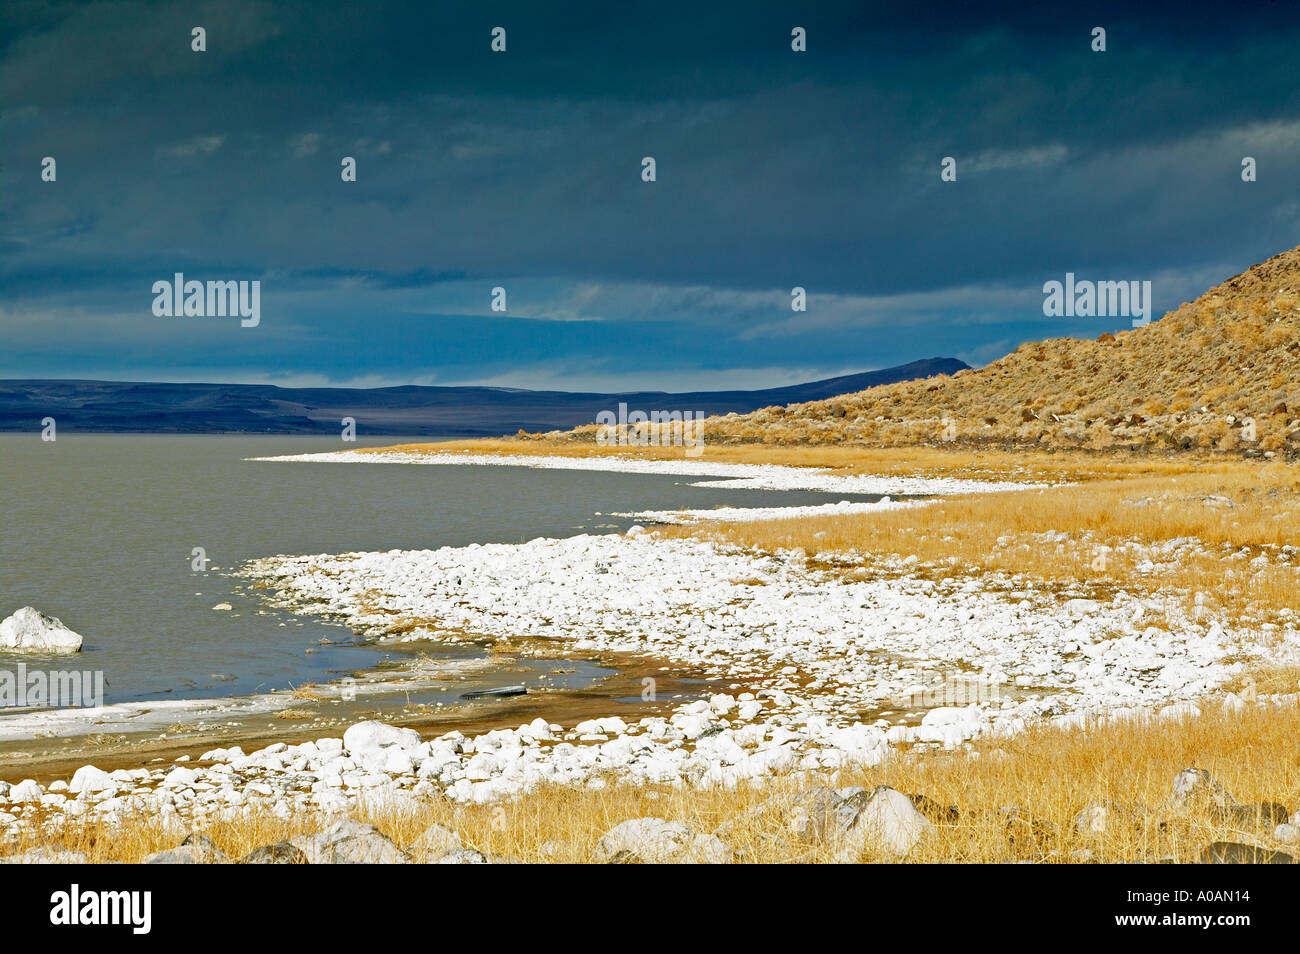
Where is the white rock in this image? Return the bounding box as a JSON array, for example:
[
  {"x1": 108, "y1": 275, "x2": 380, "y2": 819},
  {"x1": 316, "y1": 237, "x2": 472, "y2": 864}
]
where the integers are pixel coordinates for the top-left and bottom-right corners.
[
  {"x1": 0, "y1": 847, "x2": 88, "y2": 864},
  {"x1": 849, "y1": 786, "x2": 933, "y2": 858},
  {"x1": 9, "y1": 780, "x2": 43, "y2": 802},
  {"x1": 0, "y1": 607, "x2": 83, "y2": 654},
  {"x1": 289, "y1": 819, "x2": 409, "y2": 864},
  {"x1": 163, "y1": 767, "x2": 199, "y2": 789},
  {"x1": 68, "y1": 765, "x2": 115, "y2": 795},
  {"x1": 343, "y1": 721, "x2": 421, "y2": 756},
  {"x1": 595, "y1": 817, "x2": 730, "y2": 863},
  {"x1": 410, "y1": 823, "x2": 463, "y2": 861}
]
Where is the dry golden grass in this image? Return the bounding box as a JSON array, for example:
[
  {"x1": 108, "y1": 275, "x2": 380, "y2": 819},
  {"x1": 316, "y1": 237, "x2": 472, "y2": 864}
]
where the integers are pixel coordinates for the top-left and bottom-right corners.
[
  {"x1": 26, "y1": 363, "x2": 1293, "y2": 861},
  {"x1": 364, "y1": 436, "x2": 1239, "y2": 483},
  {"x1": 274, "y1": 708, "x2": 314, "y2": 721},
  {"x1": 660, "y1": 463, "x2": 1300, "y2": 626},
  {"x1": 12, "y1": 696, "x2": 1297, "y2": 863}
]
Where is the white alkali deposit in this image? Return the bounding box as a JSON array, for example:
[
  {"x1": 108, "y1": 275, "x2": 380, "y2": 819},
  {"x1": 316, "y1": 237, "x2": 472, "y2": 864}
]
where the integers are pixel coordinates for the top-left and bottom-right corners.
[
  {"x1": 247, "y1": 449, "x2": 1034, "y2": 496},
  {"x1": 5, "y1": 487, "x2": 1295, "y2": 840}
]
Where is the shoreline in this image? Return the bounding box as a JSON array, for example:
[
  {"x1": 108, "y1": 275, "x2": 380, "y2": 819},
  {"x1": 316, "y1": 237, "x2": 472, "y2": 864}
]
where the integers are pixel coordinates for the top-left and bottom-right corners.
[
  {"x1": 4, "y1": 444, "x2": 1298, "y2": 861},
  {"x1": 247, "y1": 447, "x2": 1038, "y2": 495},
  {"x1": 0, "y1": 648, "x2": 718, "y2": 787}
]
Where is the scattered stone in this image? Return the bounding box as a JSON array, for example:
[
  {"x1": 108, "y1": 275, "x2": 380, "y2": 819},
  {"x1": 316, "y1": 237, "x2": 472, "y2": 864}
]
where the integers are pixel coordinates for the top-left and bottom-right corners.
[
  {"x1": 0, "y1": 847, "x2": 88, "y2": 864},
  {"x1": 1210, "y1": 801, "x2": 1289, "y2": 829},
  {"x1": 143, "y1": 848, "x2": 198, "y2": 864},
  {"x1": 1000, "y1": 806, "x2": 1054, "y2": 857},
  {"x1": 68, "y1": 765, "x2": 115, "y2": 796},
  {"x1": 342, "y1": 721, "x2": 421, "y2": 756},
  {"x1": 0, "y1": 606, "x2": 83, "y2": 654},
  {"x1": 434, "y1": 848, "x2": 488, "y2": 864},
  {"x1": 598, "y1": 818, "x2": 692, "y2": 863},
  {"x1": 784, "y1": 787, "x2": 847, "y2": 841},
  {"x1": 1074, "y1": 801, "x2": 1110, "y2": 836},
  {"x1": 1072, "y1": 800, "x2": 1137, "y2": 836},
  {"x1": 289, "y1": 819, "x2": 409, "y2": 864},
  {"x1": 847, "y1": 786, "x2": 934, "y2": 859},
  {"x1": 410, "y1": 823, "x2": 463, "y2": 862},
  {"x1": 1170, "y1": 768, "x2": 1237, "y2": 809},
  {"x1": 1274, "y1": 823, "x2": 1299, "y2": 845},
  {"x1": 1200, "y1": 841, "x2": 1294, "y2": 864},
  {"x1": 238, "y1": 842, "x2": 307, "y2": 864},
  {"x1": 8, "y1": 780, "x2": 43, "y2": 802},
  {"x1": 596, "y1": 817, "x2": 731, "y2": 864},
  {"x1": 908, "y1": 793, "x2": 960, "y2": 825},
  {"x1": 144, "y1": 833, "x2": 227, "y2": 865}
]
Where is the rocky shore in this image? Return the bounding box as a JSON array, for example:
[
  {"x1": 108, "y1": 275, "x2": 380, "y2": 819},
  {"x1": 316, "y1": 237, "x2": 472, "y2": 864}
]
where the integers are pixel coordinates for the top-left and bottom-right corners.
[{"x1": 4, "y1": 455, "x2": 1297, "y2": 863}]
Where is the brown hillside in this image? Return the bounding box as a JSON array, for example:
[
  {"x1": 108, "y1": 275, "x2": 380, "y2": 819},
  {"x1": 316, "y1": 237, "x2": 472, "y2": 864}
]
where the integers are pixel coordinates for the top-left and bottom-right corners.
[{"x1": 552, "y1": 246, "x2": 1300, "y2": 456}]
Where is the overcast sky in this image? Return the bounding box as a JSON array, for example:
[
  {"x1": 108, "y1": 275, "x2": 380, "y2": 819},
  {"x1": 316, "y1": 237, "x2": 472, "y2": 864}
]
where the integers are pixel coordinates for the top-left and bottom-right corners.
[{"x1": 4, "y1": 0, "x2": 1300, "y2": 390}]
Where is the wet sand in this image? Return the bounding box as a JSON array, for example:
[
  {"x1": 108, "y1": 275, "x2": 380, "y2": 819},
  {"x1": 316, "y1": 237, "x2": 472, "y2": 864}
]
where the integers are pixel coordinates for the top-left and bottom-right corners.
[{"x1": 0, "y1": 648, "x2": 721, "y2": 785}]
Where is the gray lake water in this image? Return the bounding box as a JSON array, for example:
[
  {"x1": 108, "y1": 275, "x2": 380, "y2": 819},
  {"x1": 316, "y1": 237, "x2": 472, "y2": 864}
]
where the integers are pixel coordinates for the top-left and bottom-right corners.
[{"x1": 0, "y1": 434, "x2": 880, "y2": 705}]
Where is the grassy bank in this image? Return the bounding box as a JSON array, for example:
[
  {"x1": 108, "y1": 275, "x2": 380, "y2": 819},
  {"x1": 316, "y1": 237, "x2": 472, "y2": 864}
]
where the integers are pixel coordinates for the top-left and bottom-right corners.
[
  {"x1": 358, "y1": 436, "x2": 1240, "y2": 482},
  {"x1": 10, "y1": 692, "x2": 1297, "y2": 863},
  {"x1": 8, "y1": 440, "x2": 1297, "y2": 863}
]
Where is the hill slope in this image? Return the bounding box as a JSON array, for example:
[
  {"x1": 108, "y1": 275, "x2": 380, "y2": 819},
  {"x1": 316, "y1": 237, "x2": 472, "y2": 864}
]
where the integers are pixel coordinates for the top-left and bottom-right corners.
[{"x1": 562, "y1": 247, "x2": 1300, "y2": 456}]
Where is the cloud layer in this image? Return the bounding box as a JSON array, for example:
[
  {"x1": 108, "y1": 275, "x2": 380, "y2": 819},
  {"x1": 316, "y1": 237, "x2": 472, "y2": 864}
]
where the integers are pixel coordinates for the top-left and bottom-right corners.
[{"x1": 3, "y1": 1, "x2": 1298, "y2": 388}]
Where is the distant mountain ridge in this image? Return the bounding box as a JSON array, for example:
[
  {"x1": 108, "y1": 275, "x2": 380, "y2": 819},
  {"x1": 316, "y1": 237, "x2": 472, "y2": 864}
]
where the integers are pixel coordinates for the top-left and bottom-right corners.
[{"x1": 0, "y1": 358, "x2": 968, "y2": 437}]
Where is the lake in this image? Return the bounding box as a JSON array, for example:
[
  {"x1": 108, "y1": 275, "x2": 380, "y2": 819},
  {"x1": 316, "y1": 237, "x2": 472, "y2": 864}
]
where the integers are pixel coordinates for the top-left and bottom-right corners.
[{"x1": 0, "y1": 434, "x2": 877, "y2": 706}]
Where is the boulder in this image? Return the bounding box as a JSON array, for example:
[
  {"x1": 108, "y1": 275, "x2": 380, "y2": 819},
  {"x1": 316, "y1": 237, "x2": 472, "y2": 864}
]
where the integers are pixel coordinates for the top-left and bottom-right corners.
[
  {"x1": 288, "y1": 819, "x2": 409, "y2": 864},
  {"x1": 0, "y1": 847, "x2": 88, "y2": 864},
  {"x1": 783, "y1": 787, "x2": 849, "y2": 840},
  {"x1": 1073, "y1": 800, "x2": 1134, "y2": 836},
  {"x1": 0, "y1": 607, "x2": 83, "y2": 654},
  {"x1": 1200, "y1": 841, "x2": 1294, "y2": 864},
  {"x1": 342, "y1": 721, "x2": 422, "y2": 756},
  {"x1": 68, "y1": 765, "x2": 116, "y2": 796},
  {"x1": 8, "y1": 780, "x2": 43, "y2": 803},
  {"x1": 999, "y1": 805, "x2": 1055, "y2": 857},
  {"x1": 1209, "y1": 801, "x2": 1289, "y2": 828},
  {"x1": 1074, "y1": 801, "x2": 1111, "y2": 835},
  {"x1": 908, "y1": 793, "x2": 960, "y2": 824},
  {"x1": 596, "y1": 817, "x2": 732, "y2": 864},
  {"x1": 410, "y1": 823, "x2": 463, "y2": 862},
  {"x1": 434, "y1": 848, "x2": 488, "y2": 864},
  {"x1": 1170, "y1": 768, "x2": 1237, "y2": 809},
  {"x1": 679, "y1": 833, "x2": 733, "y2": 864},
  {"x1": 145, "y1": 833, "x2": 227, "y2": 864},
  {"x1": 598, "y1": 818, "x2": 692, "y2": 863},
  {"x1": 847, "y1": 786, "x2": 934, "y2": 859},
  {"x1": 238, "y1": 842, "x2": 307, "y2": 864},
  {"x1": 143, "y1": 849, "x2": 198, "y2": 864}
]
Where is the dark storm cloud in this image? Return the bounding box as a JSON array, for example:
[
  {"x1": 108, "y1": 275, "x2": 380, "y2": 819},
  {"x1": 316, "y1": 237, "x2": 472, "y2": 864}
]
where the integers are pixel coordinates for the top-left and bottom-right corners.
[{"x1": 3, "y1": 0, "x2": 1300, "y2": 387}]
